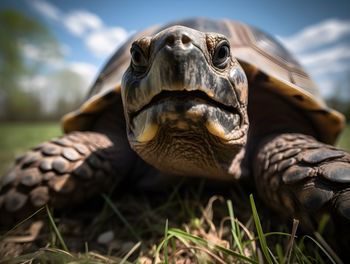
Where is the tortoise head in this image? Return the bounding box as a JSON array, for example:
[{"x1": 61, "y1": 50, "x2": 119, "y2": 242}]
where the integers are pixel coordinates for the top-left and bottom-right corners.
[{"x1": 121, "y1": 25, "x2": 249, "y2": 179}]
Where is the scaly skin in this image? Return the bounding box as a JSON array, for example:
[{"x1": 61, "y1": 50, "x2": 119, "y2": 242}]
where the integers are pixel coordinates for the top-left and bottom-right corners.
[
  {"x1": 254, "y1": 133, "x2": 350, "y2": 221},
  {"x1": 0, "y1": 132, "x2": 127, "y2": 224}
]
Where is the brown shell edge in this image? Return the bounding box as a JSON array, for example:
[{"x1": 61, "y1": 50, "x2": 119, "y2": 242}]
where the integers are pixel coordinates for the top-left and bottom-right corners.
[
  {"x1": 269, "y1": 74, "x2": 345, "y2": 145},
  {"x1": 233, "y1": 44, "x2": 345, "y2": 146},
  {"x1": 62, "y1": 85, "x2": 122, "y2": 133}
]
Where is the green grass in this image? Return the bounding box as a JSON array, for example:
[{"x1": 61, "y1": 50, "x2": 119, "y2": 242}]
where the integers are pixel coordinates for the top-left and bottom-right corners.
[
  {"x1": 0, "y1": 122, "x2": 62, "y2": 175},
  {"x1": 0, "y1": 193, "x2": 340, "y2": 263},
  {"x1": 337, "y1": 124, "x2": 350, "y2": 151},
  {"x1": 0, "y1": 122, "x2": 349, "y2": 262}
]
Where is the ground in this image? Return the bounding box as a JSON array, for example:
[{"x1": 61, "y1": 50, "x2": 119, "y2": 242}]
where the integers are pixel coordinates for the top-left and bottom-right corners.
[{"x1": 0, "y1": 122, "x2": 349, "y2": 263}]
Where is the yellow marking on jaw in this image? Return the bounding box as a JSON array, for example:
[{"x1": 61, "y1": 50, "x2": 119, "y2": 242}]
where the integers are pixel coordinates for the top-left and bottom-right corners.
[
  {"x1": 159, "y1": 112, "x2": 179, "y2": 124},
  {"x1": 206, "y1": 90, "x2": 214, "y2": 98},
  {"x1": 185, "y1": 110, "x2": 202, "y2": 121},
  {"x1": 176, "y1": 121, "x2": 189, "y2": 130},
  {"x1": 137, "y1": 123, "x2": 159, "y2": 142},
  {"x1": 205, "y1": 121, "x2": 226, "y2": 139}
]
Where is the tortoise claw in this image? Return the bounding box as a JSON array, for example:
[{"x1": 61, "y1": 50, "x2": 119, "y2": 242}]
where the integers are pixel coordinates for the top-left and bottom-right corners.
[
  {"x1": 296, "y1": 181, "x2": 333, "y2": 211},
  {"x1": 335, "y1": 191, "x2": 350, "y2": 220}
]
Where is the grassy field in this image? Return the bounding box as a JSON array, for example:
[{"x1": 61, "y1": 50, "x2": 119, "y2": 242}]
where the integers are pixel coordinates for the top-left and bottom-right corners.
[
  {"x1": 0, "y1": 122, "x2": 62, "y2": 175},
  {"x1": 337, "y1": 124, "x2": 350, "y2": 151},
  {"x1": 0, "y1": 122, "x2": 349, "y2": 263}
]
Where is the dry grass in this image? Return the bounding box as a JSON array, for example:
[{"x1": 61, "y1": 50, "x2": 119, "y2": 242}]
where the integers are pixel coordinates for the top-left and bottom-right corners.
[{"x1": 0, "y1": 180, "x2": 342, "y2": 263}]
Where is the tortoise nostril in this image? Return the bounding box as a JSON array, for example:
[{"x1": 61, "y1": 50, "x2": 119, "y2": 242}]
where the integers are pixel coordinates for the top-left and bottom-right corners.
[
  {"x1": 165, "y1": 32, "x2": 192, "y2": 48},
  {"x1": 165, "y1": 35, "x2": 176, "y2": 46},
  {"x1": 181, "y1": 34, "x2": 191, "y2": 45}
]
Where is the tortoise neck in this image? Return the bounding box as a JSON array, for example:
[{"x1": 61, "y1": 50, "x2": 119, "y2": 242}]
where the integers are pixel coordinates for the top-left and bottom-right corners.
[
  {"x1": 247, "y1": 83, "x2": 318, "y2": 140},
  {"x1": 242, "y1": 82, "x2": 318, "y2": 171}
]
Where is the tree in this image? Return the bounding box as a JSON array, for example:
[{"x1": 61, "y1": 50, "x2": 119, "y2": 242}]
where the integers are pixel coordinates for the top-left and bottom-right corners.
[
  {"x1": 0, "y1": 9, "x2": 61, "y2": 121},
  {"x1": 45, "y1": 69, "x2": 86, "y2": 120}
]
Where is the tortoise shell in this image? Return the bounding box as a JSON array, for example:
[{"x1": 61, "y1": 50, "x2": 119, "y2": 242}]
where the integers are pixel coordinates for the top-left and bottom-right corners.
[{"x1": 62, "y1": 18, "x2": 345, "y2": 145}]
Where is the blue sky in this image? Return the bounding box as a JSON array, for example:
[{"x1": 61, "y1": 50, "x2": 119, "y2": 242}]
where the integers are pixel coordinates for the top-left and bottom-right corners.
[{"x1": 1, "y1": 0, "x2": 350, "y2": 107}]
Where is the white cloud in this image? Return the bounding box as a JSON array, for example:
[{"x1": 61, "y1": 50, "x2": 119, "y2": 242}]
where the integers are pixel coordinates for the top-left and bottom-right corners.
[
  {"x1": 279, "y1": 19, "x2": 350, "y2": 53},
  {"x1": 279, "y1": 19, "x2": 350, "y2": 100},
  {"x1": 29, "y1": 0, "x2": 130, "y2": 59},
  {"x1": 310, "y1": 62, "x2": 349, "y2": 77},
  {"x1": 20, "y1": 61, "x2": 97, "y2": 91},
  {"x1": 85, "y1": 27, "x2": 129, "y2": 57},
  {"x1": 317, "y1": 79, "x2": 338, "y2": 98},
  {"x1": 30, "y1": 0, "x2": 61, "y2": 21},
  {"x1": 63, "y1": 10, "x2": 103, "y2": 37},
  {"x1": 19, "y1": 61, "x2": 98, "y2": 112},
  {"x1": 298, "y1": 45, "x2": 350, "y2": 77},
  {"x1": 22, "y1": 43, "x2": 42, "y2": 59},
  {"x1": 300, "y1": 45, "x2": 350, "y2": 67},
  {"x1": 68, "y1": 62, "x2": 98, "y2": 84},
  {"x1": 21, "y1": 42, "x2": 64, "y2": 68},
  {"x1": 20, "y1": 75, "x2": 49, "y2": 93}
]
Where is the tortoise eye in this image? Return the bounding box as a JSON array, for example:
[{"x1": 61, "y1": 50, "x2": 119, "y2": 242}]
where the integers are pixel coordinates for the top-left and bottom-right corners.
[
  {"x1": 131, "y1": 44, "x2": 148, "y2": 69},
  {"x1": 212, "y1": 41, "x2": 230, "y2": 69}
]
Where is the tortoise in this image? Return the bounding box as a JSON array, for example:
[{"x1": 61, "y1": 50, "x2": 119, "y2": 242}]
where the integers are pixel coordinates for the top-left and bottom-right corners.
[{"x1": 1, "y1": 18, "x2": 350, "y2": 231}]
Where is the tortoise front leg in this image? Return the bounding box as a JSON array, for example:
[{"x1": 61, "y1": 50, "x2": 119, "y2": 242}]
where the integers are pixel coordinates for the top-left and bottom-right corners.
[
  {"x1": 0, "y1": 131, "x2": 136, "y2": 223},
  {"x1": 253, "y1": 133, "x2": 350, "y2": 221}
]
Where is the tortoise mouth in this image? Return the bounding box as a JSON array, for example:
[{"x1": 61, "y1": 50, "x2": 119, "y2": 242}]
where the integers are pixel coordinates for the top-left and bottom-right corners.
[
  {"x1": 129, "y1": 89, "x2": 244, "y2": 143},
  {"x1": 131, "y1": 90, "x2": 240, "y2": 121}
]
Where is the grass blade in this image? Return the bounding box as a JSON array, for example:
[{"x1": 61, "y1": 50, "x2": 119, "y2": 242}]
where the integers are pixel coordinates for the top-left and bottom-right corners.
[
  {"x1": 102, "y1": 193, "x2": 141, "y2": 241},
  {"x1": 227, "y1": 199, "x2": 244, "y2": 255},
  {"x1": 0, "y1": 206, "x2": 45, "y2": 241},
  {"x1": 317, "y1": 214, "x2": 330, "y2": 234},
  {"x1": 275, "y1": 243, "x2": 284, "y2": 264},
  {"x1": 168, "y1": 228, "x2": 258, "y2": 264},
  {"x1": 267, "y1": 247, "x2": 279, "y2": 264},
  {"x1": 303, "y1": 235, "x2": 339, "y2": 264},
  {"x1": 46, "y1": 205, "x2": 68, "y2": 252},
  {"x1": 154, "y1": 234, "x2": 175, "y2": 262},
  {"x1": 164, "y1": 219, "x2": 169, "y2": 264},
  {"x1": 120, "y1": 241, "x2": 141, "y2": 264},
  {"x1": 249, "y1": 194, "x2": 273, "y2": 264},
  {"x1": 313, "y1": 232, "x2": 342, "y2": 264},
  {"x1": 285, "y1": 218, "x2": 299, "y2": 264}
]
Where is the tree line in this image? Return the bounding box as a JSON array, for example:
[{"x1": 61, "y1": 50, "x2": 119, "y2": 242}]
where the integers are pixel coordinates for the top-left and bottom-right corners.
[{"x1": 0, "y1": 9, "x2": 84, "y2": 122}]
